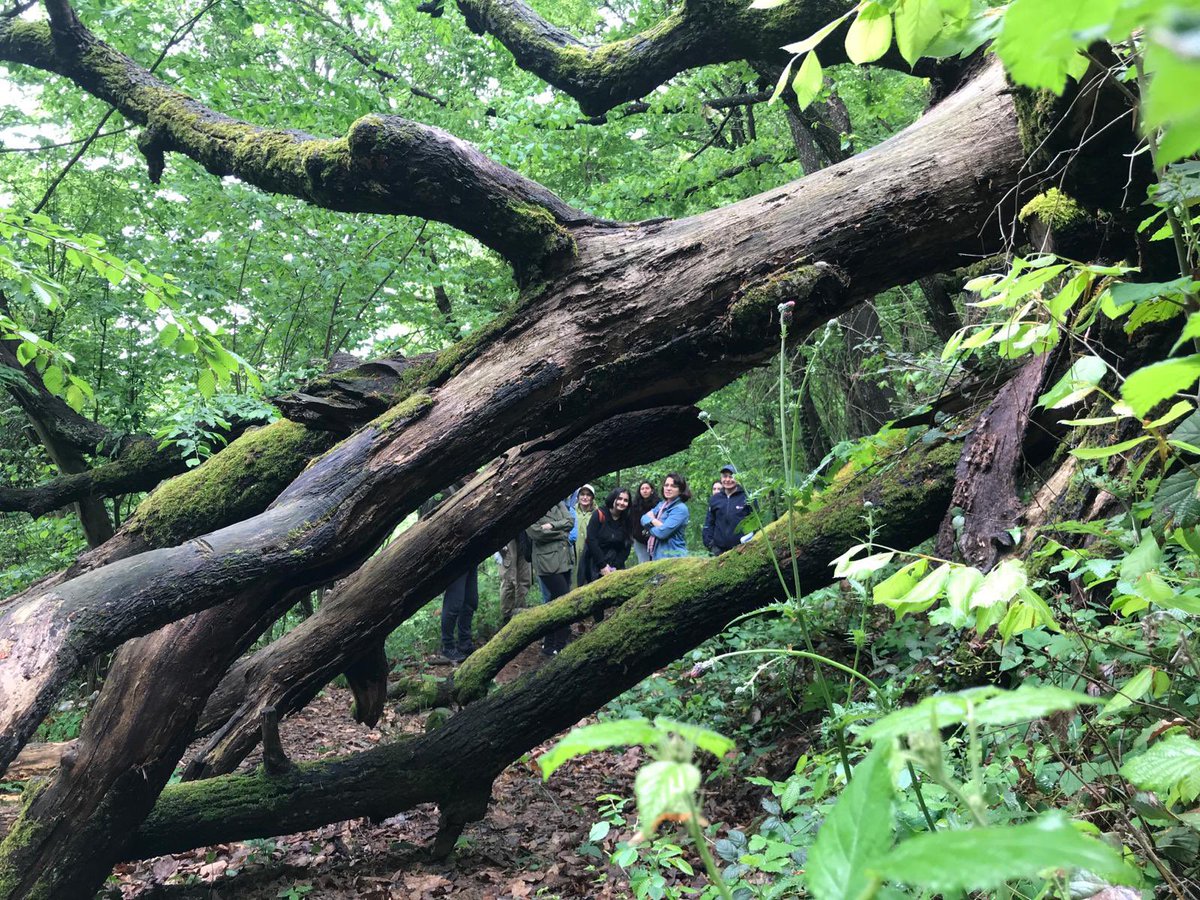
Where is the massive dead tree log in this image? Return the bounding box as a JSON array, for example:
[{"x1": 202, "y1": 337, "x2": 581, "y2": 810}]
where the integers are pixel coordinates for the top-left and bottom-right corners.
[
  {"x1": 123, "y1": 436, "x2": 958, "y2": 862},
  {"x1": 0, "y1": 53, "x2": 1042, "y2": 774}
]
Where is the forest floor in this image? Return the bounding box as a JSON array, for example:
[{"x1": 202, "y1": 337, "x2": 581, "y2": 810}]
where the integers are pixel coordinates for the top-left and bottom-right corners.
[{"x1": 2, "y1": 635, "x2": 774, "y2": 899}]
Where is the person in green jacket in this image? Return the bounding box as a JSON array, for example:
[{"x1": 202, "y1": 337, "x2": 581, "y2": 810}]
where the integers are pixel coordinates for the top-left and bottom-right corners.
[
  {"x1": 527, "y1": 500, "x2": 573, "y2": 655},
  {"x1": 571, "y1": 484, "x2": 596, "y2": 588}
]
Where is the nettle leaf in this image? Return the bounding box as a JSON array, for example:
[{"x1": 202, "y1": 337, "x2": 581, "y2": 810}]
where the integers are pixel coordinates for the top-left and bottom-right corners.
[
  {"x1": 633, "y1": 760, "x2": 700, "y2": 840},
  {"x1": 894, "y1": 0, "x2": 943, "y2": 66},
  {"x1": 1121, "y1": 355, "x2": 1200, "y2": 417},
  {"x1": 968, "y1": 558, "x2": 1026, "y2": 609},
  {"x1": 791, "y1": 51, "x2": 823, "y2": 110},
  {"x1": 539, "y1": 718, "x2": 662, "y2": 779},
  {"x1": 845, "y1": 2, "x2": 893, "y2": 64},
  {"x1": 1153, "y1": 470, "x2": 1200, "y2": 528},
  {"x1": 995, "y1": 0, "x2": 1118, "y2": 93},
  {"x1": 1121, "y1": 735, "x2": 1200, "y2": 806},
  {"x1": 875, "y1": 812, "x2": 1135, "y2": 891},
  {"x1": 1038, "y1": 354, "x2": 1107, "y2": 409},
  {"x1": 806, "y1": 744, "x2": 894, "y2": 900}
]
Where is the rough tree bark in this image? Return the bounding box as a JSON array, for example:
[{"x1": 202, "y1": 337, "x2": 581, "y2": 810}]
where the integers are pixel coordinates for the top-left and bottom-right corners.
[
  {"x1": 122, "y1": 436, "x2": 959, "y2": 863},
  {"x1": 0, "y1": 55, "x2": 1039, "y2": 775},
  {"x1": 0, "y1": 3, "x2": 1137, "y2": 896}
]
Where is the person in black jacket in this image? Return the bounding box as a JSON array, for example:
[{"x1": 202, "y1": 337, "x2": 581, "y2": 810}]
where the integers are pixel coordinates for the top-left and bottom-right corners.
[
  {"x1": 703, "y1": 464, "x2": 754, "y2": 555},
  {"x1": 579, "y1": 487, "x2": 634, "y2": 585}
]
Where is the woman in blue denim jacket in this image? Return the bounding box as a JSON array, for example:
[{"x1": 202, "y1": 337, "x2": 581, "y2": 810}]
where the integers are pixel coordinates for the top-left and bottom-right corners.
[{"x1": 641, "y1": 472, "x2": 692, "y2": 560}]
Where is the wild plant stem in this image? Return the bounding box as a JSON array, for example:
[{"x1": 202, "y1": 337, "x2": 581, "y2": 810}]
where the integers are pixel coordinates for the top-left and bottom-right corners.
[{"x1": 685, "y1": 800, "x2": 734, "y2": 900}]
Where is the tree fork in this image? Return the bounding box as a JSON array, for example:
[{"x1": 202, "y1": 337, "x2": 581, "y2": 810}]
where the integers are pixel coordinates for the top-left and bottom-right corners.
[{"x1": 119, "y1": 435, "x2": 959, "y2": 862}]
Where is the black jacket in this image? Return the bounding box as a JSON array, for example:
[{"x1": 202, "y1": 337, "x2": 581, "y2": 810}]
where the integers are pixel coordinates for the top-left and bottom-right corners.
[
  {"x1": 702, "y1": 485, "x2": 753, "y2": 553},
  {"x1": 579, "y1": 507, "x2": 633, "y2": 584}
]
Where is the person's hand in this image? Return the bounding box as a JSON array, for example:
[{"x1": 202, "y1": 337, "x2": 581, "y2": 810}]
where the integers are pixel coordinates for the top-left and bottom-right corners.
[
  {"x1": 541, "y1": 522, "x2": 553, "y2": 530},
  {"x1": 602, "y1": 565, "x2": 615, "y2": 575}
]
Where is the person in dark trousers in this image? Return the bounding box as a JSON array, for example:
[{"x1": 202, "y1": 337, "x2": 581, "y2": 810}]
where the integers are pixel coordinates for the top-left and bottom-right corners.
[
  {"x1": 420, "y1": 479, "x2": 478, "y2": 664},
  {"x1": 630, "y1": 480, "x2": 658, "y2": 564},
  {"x1": 703, "y1": 464, "x2": 754, "y2": 555},
  {"x1": 527, "y1": 500, "x2": 573, "y2": 655},
  {"x1": 580, "y1": 487, "x2": 634, "y2": 585}
]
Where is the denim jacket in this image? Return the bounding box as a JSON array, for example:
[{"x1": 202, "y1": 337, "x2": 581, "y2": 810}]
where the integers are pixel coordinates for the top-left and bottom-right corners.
[{"x1": 641, "y1": 498, "x2": 690, "y2": 559}]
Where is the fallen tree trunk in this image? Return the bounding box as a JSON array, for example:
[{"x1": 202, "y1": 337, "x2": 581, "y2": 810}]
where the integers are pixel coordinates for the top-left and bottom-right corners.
[
  {"x1": 0, "y1": 407, "x2": 701, "y2": 896},
  {"x1": 0, "y1": 60, "x2": 1035, "y2": 773},
  {"x1": 123, "y1": 435, "x2": 959, "y2": 861},
  {"x1": 185, "y1": 406, "x2": 704, "y2": 777}
]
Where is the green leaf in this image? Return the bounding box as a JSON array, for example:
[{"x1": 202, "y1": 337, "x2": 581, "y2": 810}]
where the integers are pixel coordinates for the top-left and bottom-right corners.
[
  {"x1": 968, "y1": 558, "x2": 1026, "y2": 609},
  {"x1": 833, "y1": 544, "x2": 895, "y2": 579},
  {"x1": 1153, "y1": 469, "x2": 1200, "y2": 528},
  {"x1": 806, "y1": 745, "x2": 894, "y2": 900},
  {"x1": 539, "y1": 718, "x2": 662, "y2": 779},
  {"x1": 42, "y1": 364, "x2": 64, "y2": 394},
  {"x1": 652, "y1": 718, "x2": 734, "y2": 759},
  {"x1": 197, "y1": 367, "x2": 216, "y2": 400},
  {"x1": 791, "y1": 51, "x2": 823, "y2": 110},
  {"x1": 15, "y1": 341, "x2": 36, "y2": 367},
  {"x1": 1119, "y1": 532, "x2": 1161, "y2": 583},
  {"x1": 1121, "y1": 355, "x2": 1200, "y2": 417},
  {"x1": 1038, "y1": 354, "x2": 1107, "y2": 409},
  {"x1": 159, "y1": 323, "x2": 181, "y2": 348},
  {"x1": 875, "y1": 812, "x2": 1135, "y2": 891},
  {"x1": 65, "y1": 383, "x2": 85, "y2": 412},
  {"x1": 994, "y1": 0, "x2": 1118, "y2": 93},
  {"x1": 1098, "y1": 665, "x2": 1156, "y2": 720},
  {"x1": 861, "y1": 685, "x2": 1097, "y2": 742},
  {"x1": 893, "y1": 0, "x2": 943, "y2": 66},
  {"x1": 1070, "y1": 436, "x2": 1152, "y2": 460},
  {"x1": 633, "y1": 760, "x2": 700, "y2": 839},
  {"x1": 589, "y1": 821, "x2": 611, "y2": 843},
  {"x1": 845, "y1": 3, "x2": 893, "y2": 64},
  {"x1": 781, "y1": 10, "x2": 853, "y2": 55},
  {"x1": 1145, "y1": 400, "x2": 1194, "y2": 430},
  {"x1": 873, "y1": 559, "x2": 927, "y2": 604},
  {"x1": 1121, "y1": 735, "x2": 1200, "y2": 805}
]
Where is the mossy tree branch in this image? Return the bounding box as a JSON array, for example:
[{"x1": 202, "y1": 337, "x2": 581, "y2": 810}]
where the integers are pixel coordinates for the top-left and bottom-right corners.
[
  {"x1": 117, "y1": 436, "x2": 959, "y2": 862},
  {"x1": 0, "y1": 13, "x2": 595, "y2": 278}
]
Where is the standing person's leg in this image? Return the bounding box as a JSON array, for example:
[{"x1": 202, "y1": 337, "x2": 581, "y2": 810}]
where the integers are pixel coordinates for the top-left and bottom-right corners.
[
  {"x1": 440, "y1": 572, "x2": 468, "y2": 659},
  {"x1": 633, "y1": 541, "x2": 650, "y2": 564},
  {"x1": 516, "y1": 552, "x2": 532, "y2": 613},
  {"x1": 541, "y1": 570, "x2": 571, "y2": 655},
  {"x1": 499, "y1": 540, "x2": 518, "y2": 623},
  {"x1": 457, "y1": 566, "x2": 479, "y2": 653}
]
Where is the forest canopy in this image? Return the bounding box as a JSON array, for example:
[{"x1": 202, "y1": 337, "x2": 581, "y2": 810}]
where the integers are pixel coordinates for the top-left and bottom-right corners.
[{"x1": 1, "y1": 0, "x2": 1200, "y2": 897}]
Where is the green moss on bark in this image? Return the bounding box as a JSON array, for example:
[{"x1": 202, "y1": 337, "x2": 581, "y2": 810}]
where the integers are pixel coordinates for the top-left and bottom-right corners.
[
  {"x1": 1019, "y1": 188, "x2": 1086, "y2": 229},
  {"x1": 126, "y1": 420, "x2": 335, "y2": 547}
]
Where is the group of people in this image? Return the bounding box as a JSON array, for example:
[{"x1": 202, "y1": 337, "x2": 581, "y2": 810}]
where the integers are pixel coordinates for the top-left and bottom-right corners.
[{"x1": 438, "y1": 466, "x2": 755, "y2": 663}]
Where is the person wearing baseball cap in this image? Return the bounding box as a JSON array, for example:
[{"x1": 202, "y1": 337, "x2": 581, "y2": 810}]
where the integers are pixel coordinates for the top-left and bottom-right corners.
[{"x1": 703, "y1": 465, "x2": 753, "y2": 555}]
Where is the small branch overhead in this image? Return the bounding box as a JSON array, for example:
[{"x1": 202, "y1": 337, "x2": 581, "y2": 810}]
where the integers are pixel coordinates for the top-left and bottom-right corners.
[{"x1": 0, "y1": 12, "x2": 598, "y2": 277}]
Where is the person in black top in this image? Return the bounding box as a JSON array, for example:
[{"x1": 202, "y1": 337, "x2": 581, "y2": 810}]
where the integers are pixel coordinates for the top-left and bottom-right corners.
[{"x1": 580, "y1": 487, "x2": 634, "y2": 585}]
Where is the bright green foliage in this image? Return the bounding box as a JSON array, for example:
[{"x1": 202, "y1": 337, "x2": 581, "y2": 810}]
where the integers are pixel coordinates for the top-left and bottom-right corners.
[
  {"x1": 876, "y1": 812, "x2": 1134, "y2": 891},
  {"x1": 804, "y1": 744, "x2": 893, "y2": 900},
  {"x1": 1121, "y1": 735, "x2": 1200, "y2": 806}
]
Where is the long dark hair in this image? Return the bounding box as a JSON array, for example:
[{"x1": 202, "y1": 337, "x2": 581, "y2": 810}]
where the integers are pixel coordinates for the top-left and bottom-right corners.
[
  {"x1": 605, "y1": 487, "x2": 635, "y2": 538},
  {"x1": 631, "y1": 479, "x2": 658, "y2": 517},
  {"x1": 664, "y1": 472, "x2": 692, "y2": 503}
]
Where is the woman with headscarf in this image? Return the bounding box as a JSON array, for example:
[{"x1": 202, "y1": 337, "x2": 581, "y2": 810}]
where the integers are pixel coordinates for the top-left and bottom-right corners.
[{"x1": 570, "y1": 484, "x2": 596, "y2": 588}]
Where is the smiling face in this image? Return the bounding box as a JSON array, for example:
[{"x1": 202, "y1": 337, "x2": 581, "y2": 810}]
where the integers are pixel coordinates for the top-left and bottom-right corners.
[
  {"x1": 613, "y1": 491, "x2": 631, "y2": 514},
  {"x1": 720, "y1": 471, "x2": 737, "y2": 492},
  {"x1": 578, "y1": 488, "x2": 594, "y2": 509}
]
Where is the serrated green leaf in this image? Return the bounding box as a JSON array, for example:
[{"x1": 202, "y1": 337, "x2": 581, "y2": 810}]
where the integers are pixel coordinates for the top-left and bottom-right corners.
[
  {"x1": 197, "y1": 367, "x2": 216, "y2": 399},
  {"x1": 806, "y1": 744, "x2": 893, "y2": 900},
  {"x1": 1038, "y1": 354, "x2": 1107, "y2": 409},
  {"x1": 995, "y1": 0, "x2": 1118, "y2": 93},
  {"x1": 42, "y1": 364, "x2": 64, "y2": 394},
  {"x1": 1121, "y1": 355, "x2": 1200, "y2": 417},
  {"x1": 1121, "y1": 735, "x2": 1200, "y2": 805},
  {"x1": 845, "y1": 2, "x2": 893, "y2": 64}
]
